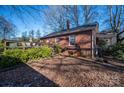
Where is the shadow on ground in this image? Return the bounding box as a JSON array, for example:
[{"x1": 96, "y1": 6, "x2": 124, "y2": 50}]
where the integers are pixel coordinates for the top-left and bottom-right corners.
[
  {"x1": 0, "y1": 55, "x2": 124, "y2": 87},
  {"x1": 38, "y1": 55, "x2": 124, "y2": 73},
  {"x1": 0, "y1": 56, "x2": 59, "y2": 87},
  {"x1": 69, "y1": 56, "x2": 124, "y2": 73},
  {"x1": 28, "y1": 55, "x2": 123, "y2": 87}
]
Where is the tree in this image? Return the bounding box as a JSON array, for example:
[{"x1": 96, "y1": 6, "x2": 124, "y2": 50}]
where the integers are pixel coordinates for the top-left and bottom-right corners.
[
  {"x1": 21, "y1": 31, "x2": 29, "y2": 41},
  {"x1": 36, "y1": 29, "x2": 41, "y2": 39},
  {"x1": 81, "y1": 5, "x2": 98, "y2": 24},
  {"x1": 66, "y1": 5, "x2": 80, "y2": 27},
  {"x1": 104, "y1": 5, "x2": 124, "y2": 33},
  {"x1": 43, "y1": 5, "x2": 80, "y2": 31},
  {"x1": 0, "y1": 16, "x2": 16, "y2": 40},
  {"x1": 72, "y1": 6, "x2": 80, "y2": 26},
  {"x1": 29, "y1": 30, "x2": 35, "y2": 43},
  {"x1": 42, "y1": 6, "x2": 68, "y2": 31},
  {"x1": 42, "y1": 5, "x2": 99, "y2": 32},
  {"x1": 0, "y1": 6, "x2": 42, "y2": 24},
  {"x1": 29, "y1": 30, "x2": 34, "y2": 39}
]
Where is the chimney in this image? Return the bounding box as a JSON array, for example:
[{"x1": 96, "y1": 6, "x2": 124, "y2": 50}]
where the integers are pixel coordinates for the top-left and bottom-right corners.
[{"x1": 67, "y1": 20, "x2": 70, "y2": 32}]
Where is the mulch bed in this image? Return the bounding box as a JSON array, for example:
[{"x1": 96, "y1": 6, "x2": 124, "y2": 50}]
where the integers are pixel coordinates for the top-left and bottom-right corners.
[{"x1": 0, "y1": 55, "x2": 124, "y2": 87}]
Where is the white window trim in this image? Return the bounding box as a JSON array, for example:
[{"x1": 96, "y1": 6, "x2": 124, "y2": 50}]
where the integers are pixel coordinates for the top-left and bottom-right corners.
[
  {"x1": 55, "y1": 38, "x2": 57, "y2": 44},
  {"x1": 55, "y1": 37, "x2": 60, "y2": 44},
  {"x1": 69, "y1": 35, "x2": 76, "y2": 46}
]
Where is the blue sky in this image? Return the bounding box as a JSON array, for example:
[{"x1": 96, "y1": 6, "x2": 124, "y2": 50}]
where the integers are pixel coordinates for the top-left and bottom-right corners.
[
  {"x1": 0, "y1": 5, "x2": 107, "y2": 38},
  {"x1": 0, "y1": 5, "x2": 50, "y2": 37}
]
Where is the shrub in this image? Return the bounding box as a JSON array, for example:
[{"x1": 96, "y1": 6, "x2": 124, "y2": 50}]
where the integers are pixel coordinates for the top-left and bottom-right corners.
[
  {"x1": 3, "y1": 49, "x2": 23, "y2": 58},
  {"x1": 53, "y1": 44, "x2": 62, "y2": 54},
  {"x1": 26, "y1": 48, "x2": 40, "y2": 59},
  {"x1": 38, "y1": 46, "x2": 52, "y2": 58},
  {"x1": 104, "y1": 43, "x2": 124, "y2": 60},
  {"x1": 3, "y1": 46, "x2": 52, "y2": 61},
  {"x1": 3, "y1": 49, "x2": 27, "y2": 62},
  {"x1": 1, "y1": 46, "x2": 52, "y2": 68},
  {"x1": 0, "y1": 55, "x2": 22, "y2": 69},
  {"x1": 0, "y1": 40, "x2": 4, "y2": 53},
  {"x1": 0, "y1": 41, "x2": 3, "y2": 48},
  {"x1": 26, "y1": 46, "x2": 52, "y2": 59},
  {"x1": 117, "y1": 51, "x2": 124, "y2": 59}
]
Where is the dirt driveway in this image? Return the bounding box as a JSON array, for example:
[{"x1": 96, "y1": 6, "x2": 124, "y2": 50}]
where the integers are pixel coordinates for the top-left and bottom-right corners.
[{"x1": 0, "y1": 55, "x2": 124, "y2": 87}]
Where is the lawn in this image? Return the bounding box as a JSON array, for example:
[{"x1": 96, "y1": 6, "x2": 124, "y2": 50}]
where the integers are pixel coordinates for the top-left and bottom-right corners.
[{"x1": 0, "y1": 55, "x2": 124, "y2": 87}]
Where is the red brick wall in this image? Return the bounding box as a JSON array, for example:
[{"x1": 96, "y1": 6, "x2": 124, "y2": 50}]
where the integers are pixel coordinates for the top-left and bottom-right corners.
[
  {"x1": 76, "y1": 31, "x2": 91, "y2": 49},
  {"x1": 55, "y1": 36, "x2": 69, "y2": 48},
  {"x1": 54, "y1": 31, "x2": 93, "y2": 57},
  {"x1": 41, "y1": 30, "x2": 95, "y2": 58},
  {"x1": 76, "y1": 31, "x2": 92, "y2": 57}
]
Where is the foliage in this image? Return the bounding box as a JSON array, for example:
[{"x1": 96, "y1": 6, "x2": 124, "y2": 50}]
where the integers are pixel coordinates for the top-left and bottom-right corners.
[
  {"x1": 25, "y1": 46, "x2": 52, "y2": 59},
  {"x1": 104, "y1": 43, "x2": 124, "y2": 60},
  {"x1": 0, "y1": 40, "x2": 4, "y2": 54},
  {"x1": 3, "y1": 49, "x2": 26, "y2": 62},
  {"x1": 3, "y1": 46, "x2": 52, "y2": 61},
  {"x1": 0, "y1": 55, "x2": 21, "y2": 69},
  {"x1": 4, "y1": 49, "x2": 23, "y2": 58},
  {"x1": 53, "y1": 44, "x2": 62, "y2": 54},
  {"x1": 110, "y1": 43, "x2": 124, "y2": 59},
  {"x1": 0, "y1": 46, "x2": 52, "y2": 69},
  {"x1": 97, "y1": 39, "x2": 107, "y2": 48},
  {"x1": 0, "y1": 40, "x2": 3, "y2": 48}
]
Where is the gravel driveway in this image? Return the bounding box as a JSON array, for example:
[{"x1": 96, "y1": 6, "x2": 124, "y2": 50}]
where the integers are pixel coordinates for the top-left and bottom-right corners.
[{"x1": 0, "y1": 55, "x2": 124, "y2": 87}]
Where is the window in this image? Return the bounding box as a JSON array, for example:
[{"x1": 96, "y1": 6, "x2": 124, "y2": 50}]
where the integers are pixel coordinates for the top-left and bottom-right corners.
[
  {"x1": 69, "y1": 35, "x2": 76, "y2": 45},
  {"x1": 46, "y1": 39, "x2": 49, "y2": 43},
  {"x1": 55, "y1": 37, "x2": 60, "y2": 44}
]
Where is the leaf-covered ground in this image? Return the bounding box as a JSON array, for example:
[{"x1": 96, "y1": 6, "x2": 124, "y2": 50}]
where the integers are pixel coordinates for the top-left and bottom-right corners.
[{"x1": 0, "y1": 55, "x2": 124, "y2": 87}]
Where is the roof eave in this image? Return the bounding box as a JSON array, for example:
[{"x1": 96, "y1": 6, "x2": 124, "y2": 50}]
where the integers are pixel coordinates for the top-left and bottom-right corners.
[{"x1": 40, "y1": 27, "x2": 95, "y2": 40}]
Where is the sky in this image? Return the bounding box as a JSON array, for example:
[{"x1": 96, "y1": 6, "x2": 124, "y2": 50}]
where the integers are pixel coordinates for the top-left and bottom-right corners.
[
  {"x1": 0, "y1": 5, "x2": 108, "y2": 38},
  {"x1": 0, "y1": 5, "x2": 50, "y2": 38}
]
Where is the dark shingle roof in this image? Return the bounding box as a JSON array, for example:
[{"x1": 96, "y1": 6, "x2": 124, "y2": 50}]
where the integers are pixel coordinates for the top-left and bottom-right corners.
[{"x1": 40, "y1": 22, "x2": 98, "y2": 39}]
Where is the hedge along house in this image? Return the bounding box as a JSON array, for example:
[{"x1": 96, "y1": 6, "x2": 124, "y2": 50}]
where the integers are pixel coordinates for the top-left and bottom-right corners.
[{"x1": 40, "y1": 22, "x2": 99, "y2": 58}]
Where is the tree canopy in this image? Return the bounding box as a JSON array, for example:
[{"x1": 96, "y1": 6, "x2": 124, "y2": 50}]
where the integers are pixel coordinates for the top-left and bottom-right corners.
[{"x1": 0, "y1": 5, "x2": 124, "y2": 39}]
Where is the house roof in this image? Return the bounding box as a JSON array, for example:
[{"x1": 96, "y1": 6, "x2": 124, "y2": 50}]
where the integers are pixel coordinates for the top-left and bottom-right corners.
[
  {"x1": 40, "y1": 22, "x2": 98, "y2": 39},
  {"x1": 96, "y1": 32, "x2": 117, "y2": 39},
  {"x1": 100, "y1": 29, "x2": 113, "y2": 34},
  {"x1": 97, "y1": 29, "x2": 124, "y2": 39}
]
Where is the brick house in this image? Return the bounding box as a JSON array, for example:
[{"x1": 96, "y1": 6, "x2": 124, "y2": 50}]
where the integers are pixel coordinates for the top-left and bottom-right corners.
[{"x1": 40, "y1": 22, "x2": 99, "y2": 58}]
